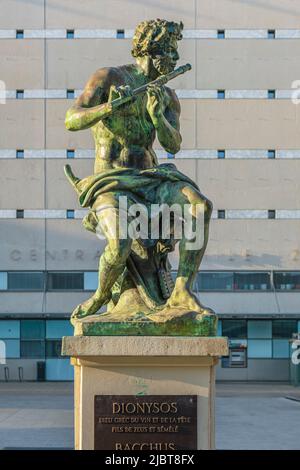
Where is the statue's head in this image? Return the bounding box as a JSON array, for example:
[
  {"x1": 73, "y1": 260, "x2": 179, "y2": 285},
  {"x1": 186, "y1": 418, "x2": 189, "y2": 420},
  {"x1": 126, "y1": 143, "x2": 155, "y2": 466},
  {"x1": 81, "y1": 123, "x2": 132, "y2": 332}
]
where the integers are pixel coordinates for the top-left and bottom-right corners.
[{"x1": 132, "y1": 19, "x2": 183, "y2": 75}]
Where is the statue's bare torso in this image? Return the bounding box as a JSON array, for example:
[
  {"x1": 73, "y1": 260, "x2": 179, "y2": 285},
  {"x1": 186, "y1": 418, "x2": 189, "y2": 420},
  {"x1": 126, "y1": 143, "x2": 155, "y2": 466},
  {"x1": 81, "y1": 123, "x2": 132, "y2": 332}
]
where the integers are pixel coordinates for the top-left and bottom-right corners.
[{"x1": 77, "y1": 64, "x2": 180, "y2": 173}]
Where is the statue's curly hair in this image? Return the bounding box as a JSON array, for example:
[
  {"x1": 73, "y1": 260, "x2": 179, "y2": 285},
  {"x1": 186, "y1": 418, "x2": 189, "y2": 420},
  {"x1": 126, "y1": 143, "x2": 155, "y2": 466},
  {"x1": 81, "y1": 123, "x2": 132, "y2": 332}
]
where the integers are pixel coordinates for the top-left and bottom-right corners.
[{"x1": 131, "y1": 19, "x2": 183, "y2": 58}]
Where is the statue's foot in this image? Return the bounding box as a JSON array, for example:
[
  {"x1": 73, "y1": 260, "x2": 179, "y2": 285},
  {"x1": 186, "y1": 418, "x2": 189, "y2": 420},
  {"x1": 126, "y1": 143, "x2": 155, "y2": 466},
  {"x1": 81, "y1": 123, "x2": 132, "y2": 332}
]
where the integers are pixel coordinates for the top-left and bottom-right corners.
[
  {"x1": 71, "y1": 293, "x2": 106, "y2": 324},
  {"x1": 166, "y1": 287, "x2": 215, "y2": 317}
]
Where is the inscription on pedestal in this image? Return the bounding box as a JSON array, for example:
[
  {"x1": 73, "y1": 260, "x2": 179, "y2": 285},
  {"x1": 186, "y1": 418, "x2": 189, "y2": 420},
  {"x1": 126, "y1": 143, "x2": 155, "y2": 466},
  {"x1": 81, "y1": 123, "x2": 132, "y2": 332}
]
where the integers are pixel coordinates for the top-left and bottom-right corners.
[{"x1": 94, "y1": 395, "x2": 197, "y2": 450}]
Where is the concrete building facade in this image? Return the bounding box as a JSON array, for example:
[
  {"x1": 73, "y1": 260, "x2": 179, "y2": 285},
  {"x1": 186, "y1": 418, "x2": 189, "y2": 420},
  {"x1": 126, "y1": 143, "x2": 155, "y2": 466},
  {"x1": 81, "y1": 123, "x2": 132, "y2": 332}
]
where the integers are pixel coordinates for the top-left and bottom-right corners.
[{"x1": 0, "y1": 0, "x2": 300, "y2": 381}]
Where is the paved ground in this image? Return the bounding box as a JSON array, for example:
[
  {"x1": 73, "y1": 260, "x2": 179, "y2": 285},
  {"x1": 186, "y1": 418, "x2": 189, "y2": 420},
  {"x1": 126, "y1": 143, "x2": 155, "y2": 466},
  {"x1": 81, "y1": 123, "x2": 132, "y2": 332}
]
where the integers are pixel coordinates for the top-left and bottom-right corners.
[
  {"x1": 0, "y1": 382, "x2": 299, "y2": 449},
  {"x1": 0, "y1": 382, "x2": 74, "y2": 449},
  {"x1": 216, "y1": 382, "x2": 300, "y2": 449}
]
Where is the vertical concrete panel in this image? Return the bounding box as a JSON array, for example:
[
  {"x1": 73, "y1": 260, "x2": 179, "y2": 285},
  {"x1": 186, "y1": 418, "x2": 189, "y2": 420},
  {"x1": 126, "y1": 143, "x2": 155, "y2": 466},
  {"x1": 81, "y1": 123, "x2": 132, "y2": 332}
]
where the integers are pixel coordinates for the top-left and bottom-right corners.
[
  {"x1": 46, "y1": 0, "x2": 196, "y2": 29},
  {"x1": 0, "y1": 40, "x2": 44, "y2": 89},
  {"x1": 196, "y1": 0, "x2": 300, "y2": 28},
  {"x1": 0, "y1": 160, "x2": 44, "y2": 209},
  {"x1": 0, "y1": 101, "x2": 45, "y2": 148},
  {"x1": 0, "y1": 0, "x2": 44, "y2": 28}
]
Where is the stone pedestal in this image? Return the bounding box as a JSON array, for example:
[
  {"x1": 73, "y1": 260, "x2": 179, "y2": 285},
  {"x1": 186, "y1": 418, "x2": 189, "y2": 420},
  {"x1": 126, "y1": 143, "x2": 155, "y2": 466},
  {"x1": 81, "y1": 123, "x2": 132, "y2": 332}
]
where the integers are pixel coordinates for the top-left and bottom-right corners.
[{"x1": 62, "y1": 336, "x2": 228, "y2": 450}]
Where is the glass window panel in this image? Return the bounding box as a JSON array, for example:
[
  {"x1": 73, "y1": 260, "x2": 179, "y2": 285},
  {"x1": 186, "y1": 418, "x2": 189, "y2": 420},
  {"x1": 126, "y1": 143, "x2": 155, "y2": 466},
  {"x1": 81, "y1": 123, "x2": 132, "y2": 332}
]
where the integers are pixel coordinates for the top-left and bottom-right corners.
[
  {"x1": 274, "y1": 272, "x2": 300, "y2": 290},
  {"x1": 198, "y1": 272, "x2": 233, "y2": 291},
  {"x1": 46, "y1": 320, "x2": 73, "y2": 339},
  {"x1": 84, "y1": 272, "x2": 98, "y2": 291},
  {"x1": 234, "y1": 272, "x2": 270, "y2": 290},
  {"x1": 217, "y1": 320, "x2": 222, "y2": 336},
  {"x1": 8, "y1": 272, "x2": 44, "y2": 291},
  {"x1": 273, "y1": 320, "x2": 298, "y2": 338},
  {"x1": 273, "y1": 339, "x2": 290, "y2": 358},
  {"x1": 47, "y1": 272, "x2": 84, "y2": 290},
  {"x1": 248, "y1": 321, "x2": 272, "y2": 339},
  {"x1": 21, "y1": 320, "x2": 45, "y2": 340},
  {"x1": 298, "y1": 321, "x2": 300, "y2": 333},
  {"x1": 45, "y1": 359, "x2": 74, "y2": 381},
  {"x1": 248, "y1": 340, "x2": 272, "y2": 358},
  {"x1": 20, "y1": 340, "x2": 45, "y2": 358},
  {"x1": 0, "y1": 272, "x2": 7, "y2": 290},
  {"x1": 222, "y1": 320, "x2": 247, "y2": 339},
  {"x1": 2, "y1": 339, "x2": 20, "y2": 358},
  {"x1": 0, "y1": 320, "x2": 20, "y2": 339},
  {"x1": 46, "y1": 340, "x2": 62, "y2": 358}
]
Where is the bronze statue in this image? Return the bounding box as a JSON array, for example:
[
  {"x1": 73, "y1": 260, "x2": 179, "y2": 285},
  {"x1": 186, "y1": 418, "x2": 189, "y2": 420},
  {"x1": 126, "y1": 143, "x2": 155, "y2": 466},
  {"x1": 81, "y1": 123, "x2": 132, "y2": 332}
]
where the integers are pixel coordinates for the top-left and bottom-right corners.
[{"x1": 65, "y1": 19, "x2": 216, "y2": 335}]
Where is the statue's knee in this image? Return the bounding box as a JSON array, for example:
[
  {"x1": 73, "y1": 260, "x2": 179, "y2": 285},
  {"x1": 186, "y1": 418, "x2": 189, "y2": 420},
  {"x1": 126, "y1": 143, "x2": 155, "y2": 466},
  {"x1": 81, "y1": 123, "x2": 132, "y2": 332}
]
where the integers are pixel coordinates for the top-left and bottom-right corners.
[
  {"x1": 183, "y1": 186, "x2": 213, "y2": 217},
  {"x1": 105, "y1": 239, "x2": 131, "y2": 266}
]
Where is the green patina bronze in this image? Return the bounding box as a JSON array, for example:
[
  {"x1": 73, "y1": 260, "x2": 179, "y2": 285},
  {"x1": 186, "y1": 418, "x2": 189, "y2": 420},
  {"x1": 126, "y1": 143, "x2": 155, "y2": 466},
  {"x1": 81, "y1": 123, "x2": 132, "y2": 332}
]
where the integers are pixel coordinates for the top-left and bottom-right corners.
[{"x1": 64, "y1": 19, "x2": 217, "y2": 336}]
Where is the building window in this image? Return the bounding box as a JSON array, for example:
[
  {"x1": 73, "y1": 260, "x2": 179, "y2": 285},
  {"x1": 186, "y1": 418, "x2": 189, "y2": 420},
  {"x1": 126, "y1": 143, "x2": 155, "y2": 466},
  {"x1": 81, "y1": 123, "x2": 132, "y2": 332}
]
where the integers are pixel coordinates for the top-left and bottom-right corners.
[
  {"x1": 66, "y1": 149, "x2": 75, "y2": 159},
  {"x1": 66, "y1": 29, "x2": 74, "y2": 39},
  {"x1": 248, "y1": 339, "x2": 272, "y2": 358},
  {"x1": 16, "y1": 149, "x2": 24, "y2": 159},
  {"x1": 0, "y1": 272, "x2": 8, "y2": 290},
  {"x1": 16, "y1": 209, "x2": 24, "y2": 219},
  {"x1": 46, "y1": 320, "x2": 73, "y2": 339},
  {"x1": 272, "y1": 320, "x2": 298, "y2": 339},
  {"x1": 67, "y1": 89, "x2": 75, "y2": 99},
  {"x1": 47, "y1": 272, "x2": 84, "y2": 290},
  {"x1": 248, "y1": 320, "x2": 272, "y2": 339},
  {"x1": 1, "y1": 339, "x2": 20, "y2": 358},
  {"x1": 20, "y1": 320, "x2": 45, "y2": 358},
  {"x1": 45, "y1": 320, "x2": 73, "y2": 358},
  {"x1": 217, "y1": 89, "x2": 225, "y2": 99},
  {"x1": 234, "y1": 272, "x2": 271, "y2": 290},
  {"x1": 273, "y1": 339, "x2": 290, "y2": 358},
  {"x1": 217, "y1": 30, "x2": 225, "y2": 39},
  {"x1": 7, "y1": 272, "x2": 44, "y2": 291},
  {"x1": 66, "y1": 209, "x2": 75, "y2": 219},
  {"x1": 274, "y1": 272, "x2": 300, "y2": 290},
  {"x1": 84, "y1": 272, "x2": 98, "y2": 291},
  {"x1": 0, "y1": 320, "x2": 20, "y2": 338},
  {"x1": 117, "y1": 29, "x2": 125, "y2": 39},
  {"x1": 218, "y1": 149, "x2": 225, "y2": 159},
  {"x1": 16, "y1": 90, "x2": 24, "y2": 99},
  {"x1": 268, "y1": 210, "x2": 276, "y2": 219},
  {"x1": 218, "y1": 210, "x2": 225, "y2": 219},
  {"x1": 46, "y1": 339, "x2": 62, "y2": 358},
  {"x1": 222, "y1": 320, "x2": 247, "y2": 339},
  {"x1": 268, "y1": 29, "x2": 276, "y2": 39},
  {"x1": 268, "y1": 149, "x2": 275, "y2": 159},
  {"x1": 20, "y1": 340, "x2": 45, "y2": 358},
  {"x1": 0, "y1": 321, "x2": 20, "y2": 359},
  {"x1": 196, "y1": 272, "x2": 233, "y2": 291},
  {"x1": 268, "y1": 89, "x2": 276, "y2": 99},
  {"x1": 16, "y1": 29, "x2": 24, "y2": 39},
  {"x1": 21, "y1": 320, "x2": 45, "y2": 339}
]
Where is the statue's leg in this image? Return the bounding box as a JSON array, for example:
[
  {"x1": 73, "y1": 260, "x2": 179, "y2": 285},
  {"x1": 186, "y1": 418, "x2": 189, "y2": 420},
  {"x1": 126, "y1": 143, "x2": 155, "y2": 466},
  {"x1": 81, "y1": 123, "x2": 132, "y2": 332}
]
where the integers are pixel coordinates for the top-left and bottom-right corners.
[
  {"x1": 71, "y1": 195, "x2": 132, "y2": 321},
  {"x1": 157, "y1": 181, "x2": 214, "y2": 315}
]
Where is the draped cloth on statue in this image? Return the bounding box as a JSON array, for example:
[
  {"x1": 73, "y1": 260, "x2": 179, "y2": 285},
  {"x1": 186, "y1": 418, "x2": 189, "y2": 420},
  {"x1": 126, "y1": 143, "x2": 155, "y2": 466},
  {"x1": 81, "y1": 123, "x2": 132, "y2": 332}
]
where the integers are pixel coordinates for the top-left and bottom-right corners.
[
  {"x1": 64, "y1": 162, "x2": 200, "y2": 238},
  {"x1": 64, "y1": 162, "x2": 200, "y2": 315}
]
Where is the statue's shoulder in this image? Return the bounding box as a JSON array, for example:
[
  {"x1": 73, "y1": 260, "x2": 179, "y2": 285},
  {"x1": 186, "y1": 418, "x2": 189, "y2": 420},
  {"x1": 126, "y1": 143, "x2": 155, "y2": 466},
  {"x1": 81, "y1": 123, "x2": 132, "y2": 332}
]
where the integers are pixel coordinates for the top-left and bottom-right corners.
[
  {"x1": 89, "y1": 64, "x2": 136, "y2": 87},
  {"x1": 87, "y1": 66, "x2": 120, "y2": 87},
  {"x1": 80, "y1": 64, "x2": 137, "y2": 104}
]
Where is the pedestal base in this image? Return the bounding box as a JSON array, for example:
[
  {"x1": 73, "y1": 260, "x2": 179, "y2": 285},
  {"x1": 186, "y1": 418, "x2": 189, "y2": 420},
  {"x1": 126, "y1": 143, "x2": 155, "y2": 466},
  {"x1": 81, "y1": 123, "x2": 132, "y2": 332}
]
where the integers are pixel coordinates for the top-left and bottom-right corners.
[{"x1": 62, "y1": 336, "x2": 228, "y2": 450}]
